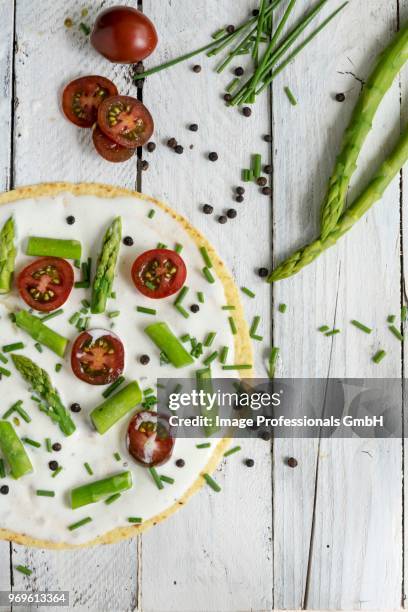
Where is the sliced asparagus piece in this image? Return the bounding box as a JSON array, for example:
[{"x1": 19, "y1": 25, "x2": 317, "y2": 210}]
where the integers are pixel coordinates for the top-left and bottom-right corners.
[
  {"x1": 11, "y1": 354, "x2": 76, "y2": 436},
  {"x1": 91, "y1": 217, "x2": 122, "y2": 314},
  {"x1": 0, "y1": 217, "x2": 16, "y2": 294},
  {"x1": 90, "y1": 381, "x2": 142, "y2": 434},
  {"x1": 71, "y1": 471, "x2": 132, "y2": 509},
  {"x1": 144, "y1": 322, "x2": 194, "y2": 368},
  {"x1": 14, "y1": 310, "x2": 68, "y2": 357},
  {"x1": 26, "y1": 236, "x2": 82, "y2": 260},
  {"x1": 0, "y1": 421, "x2": 33, "y2": 479}
]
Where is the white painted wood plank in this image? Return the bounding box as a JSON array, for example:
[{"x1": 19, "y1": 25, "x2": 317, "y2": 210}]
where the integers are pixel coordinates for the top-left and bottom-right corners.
[
  {"x1": 0, "y1": 0, "x2": 14, "y2": 593},
  {"x1": 272, "y1": 1, "x2": 402, "y2": 608},
  {"x1": 10, "y1": 1, "x2": 139, "y2": 608},
  {"x1": 141, "y1": 1, "x2": 273, "y2": 610}
]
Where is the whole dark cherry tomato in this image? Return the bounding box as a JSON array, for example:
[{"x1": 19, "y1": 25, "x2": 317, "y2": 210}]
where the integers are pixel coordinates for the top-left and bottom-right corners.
[
  {"x1": 131, "y1": 249, "x2": 187, "y2": 299},
  {"x1": 71, "y1": 329, "x2": 125, "y2": 385},
  {"x1": 127, "y1": 411, "x2": 175, "y2": 467},
  {"x1": 62, "y1": 76, "x2": 118, "y2": 128},
  {"x1": 18, "y1": 257, "x2": 74, "y2": 312},
  {"x1": 91, "y1": 6, "x2": 158, "y2": 64}
]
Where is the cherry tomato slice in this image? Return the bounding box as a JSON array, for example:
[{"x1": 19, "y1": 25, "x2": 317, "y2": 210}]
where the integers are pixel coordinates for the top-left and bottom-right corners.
[
  {"x1": 71, "y1": 329, "x2": 125, "y2": 385},
  {"x1": 92, "y1": 125, "x2": 136, "y2": 163},
  {"x1": 62, "y1": 76, "x2": 118, "y2": 128},
  {"x1": 97, "y1": 95, "x2": 154, "y2": 148},
  {"x1": 131, "y1": 249, "x2": 187, "y2": 299},
  {"x1": 18, "y1": 257, "x2": 74, "y2": 312},
  {"x1": 127, "y1": 411, "x2": 175, "y2": 467}
]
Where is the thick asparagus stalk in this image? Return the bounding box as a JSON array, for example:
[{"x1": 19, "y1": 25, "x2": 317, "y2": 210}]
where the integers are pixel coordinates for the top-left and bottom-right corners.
[
  {"x1": 269, "y1": 126, "x2": 408, "y2": 281},
  {"x1": 0, "y1": 421, "x2": 33, "y2": 479},
  {"x1": 91, "y1": 217, "x2": 122, "y2": 314},
  {"x1": 11, "y1": 354, "x2": 76, "y2": 436},
  {"x1": 145, "y1": 322, "x2": 194, "y2": 368},
  {"x1": 90, "y1": 381, "x2": 142, "y2": 434},
  {"x1": 0, "y1": 217, "x2": 16, "y2": 294},
  {"x1": 14, "y1": 310, "x2": 68, "y2": 357},
  {"x1": 71, "y1": 471, "x2": 132, "y2": 508},
  {"x1": 26, "y1": 236, "x2": 82, "y2": 260},
  {"x1": 320, "y1": 25, "x2": 408, "y2": 240}
]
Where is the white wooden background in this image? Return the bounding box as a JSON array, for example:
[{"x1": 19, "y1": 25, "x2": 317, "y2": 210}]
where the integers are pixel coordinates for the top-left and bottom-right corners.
[{"x1": 0, "y1": 0, "x2": 407, "y2": 610}]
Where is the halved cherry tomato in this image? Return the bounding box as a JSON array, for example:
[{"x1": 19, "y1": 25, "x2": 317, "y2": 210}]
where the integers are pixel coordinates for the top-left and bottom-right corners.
[
  {"x1": 127, "y1": 411, "x2": 174, "y2": 467},
  {"x1": 97, "y1": 95, "x2": 154, "y2": 148},
  {"x1": 92, "y1": 125, "x2": 136, "y2": 163},
  {"x1": 131, "y1": 249, "x2": 187, "y2": 299},
  {"x1": 18, "y1": 257, "x2": 74, "y2": 312},
  {"x1": 71, "y1": 329, "x2": 125, "y2": 385},
  {"x1": 62, "y1": 76, "x2": 118, "y2": 128}
]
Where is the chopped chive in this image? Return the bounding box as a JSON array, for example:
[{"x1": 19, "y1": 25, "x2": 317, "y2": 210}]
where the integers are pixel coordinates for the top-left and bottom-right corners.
[
  {"x1": 102, "y1": 376, "x2": 125, "y2": 399},
  {"x1": 16, "y1": 565, "x2": 32, "y2": 576},
  {"x1": 110, "y1": 291, "x2": 116, "y2": 299},
  {"x1": 69, "y1": 312, "x2": 80, "y2": 325},
  {"x1": 23, "y1": 437, "x2": 41, "y2": 448},
  {"x1": 68, "y1": 517, "x2": 92, "y2": 531},
  {"x1": 199, "y1": 246, "x2": 213, "y2": 268},
  {"x1": 196, "y1": 442, "x2": 211, "y2": 449},
  {"x1": 373, "y1": 350, "x2": 386, "y2": 364},
  {"x1": 108, "y1": 310, "x2": 120, "y2": 319},
  {"x1": 160, "y1": 475, "x2": 175, "y2": 484},
  {"x1": 0, "y1": 353, "x2": 7, "y2": 364},
  {"x1": 128, "y1": 516, "x2": 143, "y2": 523},
  {"x1": 149, "y1": 466, "x2": 164, "y2": 490},
  {"x1": 242, "y1": 168, "x2": 254, "y2": 182},
  {"x1": 79, "y1": 22, "x2": 91, "y2": 35},
  {"x1": 143, "y1": 387, "x2": 155, "y2": 396},
  {"x1": 0, "y1": 459, "x2": 5, "y2": 478},
  {"x1": 81, "y1": 261, "x2": 89, "y2": 281},
  {"x1": 228, "y1": 316, "x2": 237, "y2": 335},
  {"x1": 219, "y1": 346, "x2": 229, "y2": 364},
  {"x1": 284, "y1": 86, "x2": 298, "y2": 105},
  {"x1": 318, "y1": 325, "x2": 329, "y2": 332},
  {"x1": 204, "y1": 332, "x2": 216, "y2": 347},
  {"x1": 55, "y1": 363, "x2": 62, "y2": 373},
  {"x1": 249, "y1": 315, "x2": 261, "y2": 337},
  {"x1": 2, "y1": 342, "x2": 25, "y2": 353},
  {"x1": 148, "y1": 209, "x2": 155, "y2": 219},
  {"x1": 175, "y1": 243, "x2": 183, "y2": 254},
  {"x1": 0, "y1": 366, "x2": 11, "y2": 377},
  {"x1": 252, "y1": 153, "x2": 262, "y2": 179},
  {"x1": 325, "y1": 329, "x2": 341, "y2": 337},
  {"x1": 224, "y1": 445, "x2": 241, "y2": 457},
  {"x1": 36, "y1": 489, "x2": 55, "y2": 497},
  {"x1": 174, "y1": 286, "x2": 189, "y2": 305},
  {"x1": 84, "y1": 317, "x2": 90, "y2": 330},
  {"x1": 51, "y1": 466, "x2": 63, "y2": 478},
  {"x1": 15, "y1": 404, "x2": 31, "y2": 423},
  {"x1": 387, "y1": 314, "x2": 396, "y2": 324},
  {"x1": 268, "y1": 347, "x2": 280, "y2": 379},
  {"x1": 105, "y1": 493, "x2": 121, "y2": 505},
  {"x1": 80, "y1": 307, "x2": 88, "y2": 315},
  {"x1": 41, "y1": 309, "x2": 64, "y2": 322},
  {"x1": 81, "y1": 299, "x2": 90, "y2": 308},
  {"x1": 114, "y1": 452, "x2": 121, "y2": 461},
  {"x1": 351, "y1": 320, "x2": 372, "y2": 334},
  {"x1": 197, "y1": 291, "x2": 205, "y2": 303},
  {"x1": 45, "y1": 438, "x2": 52, "y2": 453},
  {"x1": 175, "y1": 304, "x2": 190, "y2": 319},
  {"x1": 2, "y1": 400, "x2": 22, "y2": 419},
  {"x1": 226, "y1": 77, "x2": 240, "y2": 93},
  {"x1": 212, "y1": 27, "x2": 226, "y2": 39},
  {"x1": 402, "y1": 306, "x2": 407, "y2": 322},
  {"x1": 34, "y1": 342, "x2": 43, "y2": 353},
  {"x1": 84, "y1": 462, "x2": 93, "y2": 476},
  {"x1": 278, "y1": 303, "x2": 287, "y2": 313},
  {"x1": 251, "y1": 334, "x2": 263, "y2": 341},
  {"x1": 203, "y1": 351, "x2": 218, "y2": 366},
  {"x1": 389, "y1": 325, "x2": 404, "y2": 341},
  {"x1": 222, "y1": 364, "x2": 252, "y2": 370},
  {"x1": 74, "y1": 281, "x2": 90, "y2": 289},
  {"x1": 222, "y1": 305, "x2": 235, "y2": 311},
  {"x1": 74, "y1": 259, "x2": 81, "y2": 269},
  {"x1": 156, "y1": 242, "x2": 168, "y2": 249},
  {"x1": 203, "y1": 473, "x2": 221, "y2": 492},
  {"x1": 241, "y1": 286, "x2": 255, "y2": 298},
  {"x1": 136, "y1": 306, "x2": 157, "y2": 315},
  {"x1": 180, "y1": 334, "x2": 190, "y2": 343},
  {"x1": 202, "y1": 267, "x2": 215, "y2": 283},
  {"x1": 31, "y1": 395, "x2": 40, "y2": 403}
]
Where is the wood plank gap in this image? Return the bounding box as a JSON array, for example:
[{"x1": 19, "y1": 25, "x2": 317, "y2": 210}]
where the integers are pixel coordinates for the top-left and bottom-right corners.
[{"x1": 9, "y1": 0, "x2": 16, "y2": 191}]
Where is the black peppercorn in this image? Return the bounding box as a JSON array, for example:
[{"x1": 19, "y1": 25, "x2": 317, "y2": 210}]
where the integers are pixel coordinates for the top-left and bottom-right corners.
[
  {"x1": 256, "y1": 177, "x2": 267, "y2": 187},
  {"x1": 234, "y1": 66, "x2": 244, "y2": 76},
  {"x1": 189, "y1": 123, "x2": 198, "y2": 132},
  {"x1": 123, "y1": 236, "x2": 134, "y2": 246},
  {"x1": 52, "y1": 443, "x2": 62, "y2": 452},
  {"x1": 287, "y1": 457, "x2": 298, "y2": 468},
  {"x1": 66, "y1": 215, "x2": 75, "y2": 225},
  {"x1": 135, "y1": 61, "x2": 144, "y2": 74},
  {"x1": 335, "y1": 92, "x2": 346, "y2": 102},
  {"x1": 236, "y1": 186, "x2": 245, "y2": 195},
  {"x1": 208, "y1": 152, "x2": 218, "y2": 161},
  {"x1": 70, "y1": 403, "x2": 81, "y2": 413},
  {"x1": 176, "y1": 458, "x2": 185, "y2": 467},
  {"x1": 192, "y1": 64, "x2": 201, "y2": 73},
  {"x1": 252, "y1": 9, "x2": 259, "y2": 16},
  {"x1": 190, "y1": 304, "x2": 200, "y2": 313},
  {"x1": 226, "y1": 24, "x2": 235, "y2": 34},
  {"x1": 258, "y1": 267, "x2": 269, "y2": 277},
  {"x1": 258, "y1": 430, "x2": 271, "y2": 441},
  {"x1": 146, "y1": 141, "x2": 156, "y2": 152},
  {"x1": 140, "y1": 354, "x2": 150, "y2": 365},
  {"x1": 264, "y1": 164, "x2": 273, "y2": 174},
  {"x1": 262, "y1": 186, "x2": 272, "y2": 196},
  {"x1": 236, "y1": 195, "x2": 244, "y2": 203},
  {"x1": 49, "y1": 460, "x2": 59, "y2": 471},
  {"x1": 175, "y1": 145, "x2": 184, "y2": 154},
  {"x1": 227, "y1": 209, "x2": 237, "y2": 219},
  {"x1": 138, "y1": 159, "x2": 149, "y2": 171},
  {"x1": 203, "y1": 204, "x2": 214, "y2": 214},
  {"x1": 167, "y1": 138, "x2": 177, "y2": 148},
  {"x1": 218, "y1": 215, "x2": 227, "y2": 224},
  {"x1": 263, "y1": 134, "x2": 272, "y2": 142},
  {"x1": 0, "y1": 485, "x2": 9, "y2": 495},
  {"x1": 245, "y1": 458, "x2": 255, "y2": 467},
  {"x1": 224, "y1": 93, "x2": 233, "y2": 103},
  {"x1": 242, "y1": 107, "x2": 252, "y2": 117}
]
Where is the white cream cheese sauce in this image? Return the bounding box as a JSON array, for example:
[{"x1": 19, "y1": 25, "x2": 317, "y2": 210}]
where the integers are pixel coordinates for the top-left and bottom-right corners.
[{"x1": 0, "y1": 193, "x2": 235, "y2": 544}]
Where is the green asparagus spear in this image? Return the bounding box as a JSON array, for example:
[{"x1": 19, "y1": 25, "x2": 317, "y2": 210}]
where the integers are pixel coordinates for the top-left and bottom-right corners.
[
  {"x1": 0, "y1": 217, "x2": 16, "y2": 294},
  {"x1": 71, "y1": 471, "x2": 132, "y2": 509},
  {"x1": 14, "y1": 310, "x2": 68, "y2": 357},
  {"x1": 269, "y1": 126, "x2": 408, "y2": 281},
  {"x1": 320, "y1": 25, "x2": 408, "y2": 240},
  {"x1": 0, "y1": 421, "x2": 33, "y2": 479},
  {"x1": 11, "y1": 354, "x2": 76, "y2": 436},
  {"x1": 91, "y1": 217, "x2": 122, "y2": 314}
]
